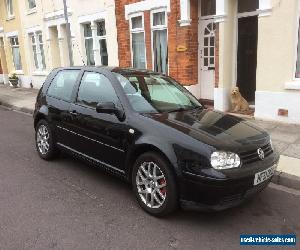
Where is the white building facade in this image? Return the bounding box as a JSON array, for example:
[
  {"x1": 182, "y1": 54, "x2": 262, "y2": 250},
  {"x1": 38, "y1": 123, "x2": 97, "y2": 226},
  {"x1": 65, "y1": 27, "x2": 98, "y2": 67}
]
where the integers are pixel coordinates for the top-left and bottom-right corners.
[{"x1": 18, "y1": 0, "x2": 119, "y2": 88}]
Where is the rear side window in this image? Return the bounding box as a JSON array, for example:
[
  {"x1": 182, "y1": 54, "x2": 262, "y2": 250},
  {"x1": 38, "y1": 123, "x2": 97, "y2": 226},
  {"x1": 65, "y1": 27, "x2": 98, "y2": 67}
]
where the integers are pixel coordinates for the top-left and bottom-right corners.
[
  {"x1": 77, "y1": 72, "x2": 118, "y2": 108},
  {"x1": 47, "y1": 70, "x2": 80, "y2": 102}
]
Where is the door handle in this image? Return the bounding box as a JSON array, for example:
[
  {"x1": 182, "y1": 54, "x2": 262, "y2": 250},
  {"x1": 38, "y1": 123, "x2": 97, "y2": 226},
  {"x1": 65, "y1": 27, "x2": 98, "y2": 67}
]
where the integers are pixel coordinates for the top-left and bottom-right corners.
[{"x1": 69, "y1": 110, "x2": 78, "y2": 116}]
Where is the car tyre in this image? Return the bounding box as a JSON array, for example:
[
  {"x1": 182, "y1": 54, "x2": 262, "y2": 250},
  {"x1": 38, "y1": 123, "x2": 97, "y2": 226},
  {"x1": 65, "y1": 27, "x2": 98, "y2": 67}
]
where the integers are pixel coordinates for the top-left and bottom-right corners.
[
  {"x1": 35, "y1": 120, "x2": 59, "y2": 160},
  {"x1": 132, "y1": 152, "x2": 178, "y2": 217}
]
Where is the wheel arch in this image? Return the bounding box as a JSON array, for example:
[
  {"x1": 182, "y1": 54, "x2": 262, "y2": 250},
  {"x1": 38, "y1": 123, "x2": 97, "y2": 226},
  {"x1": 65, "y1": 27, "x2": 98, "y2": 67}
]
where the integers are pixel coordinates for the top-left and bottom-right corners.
[
  {"x1": 125, "y1": 143, "x2": 178, "y2": 183},
  {"x1": 34, "y1": 106, "x2": 49, "y2": 129}
]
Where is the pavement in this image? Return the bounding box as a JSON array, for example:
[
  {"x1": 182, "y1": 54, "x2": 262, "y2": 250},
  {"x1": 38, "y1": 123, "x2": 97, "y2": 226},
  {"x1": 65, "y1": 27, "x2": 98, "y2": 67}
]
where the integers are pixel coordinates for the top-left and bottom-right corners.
[
  {"x1": 0, "y1": 83, "x2": 300, "y2": 190},
  {"x1": 0, "y1": 105, "x2": 299, "y2": 250}
]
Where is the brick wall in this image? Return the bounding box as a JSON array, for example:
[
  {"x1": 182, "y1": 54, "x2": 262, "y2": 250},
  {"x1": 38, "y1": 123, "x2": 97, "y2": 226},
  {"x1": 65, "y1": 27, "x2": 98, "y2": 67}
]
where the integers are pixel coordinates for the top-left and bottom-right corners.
[{"x1": 115, "y1": 0, "x2": 199, "y2": 86}]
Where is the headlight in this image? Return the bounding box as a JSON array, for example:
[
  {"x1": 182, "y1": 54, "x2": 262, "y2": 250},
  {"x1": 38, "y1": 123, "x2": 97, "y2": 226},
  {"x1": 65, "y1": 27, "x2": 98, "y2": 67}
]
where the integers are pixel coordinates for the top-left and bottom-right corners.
[{"x1": 210, "y1": 151, "x2": 241, "y2": 170}]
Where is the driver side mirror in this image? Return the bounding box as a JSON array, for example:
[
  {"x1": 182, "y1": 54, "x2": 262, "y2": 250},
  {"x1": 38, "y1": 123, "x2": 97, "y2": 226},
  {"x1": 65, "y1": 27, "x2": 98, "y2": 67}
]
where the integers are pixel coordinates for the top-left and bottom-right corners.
[{"x1": 96, "y1": 102, "x2": 125, "y2": 121}]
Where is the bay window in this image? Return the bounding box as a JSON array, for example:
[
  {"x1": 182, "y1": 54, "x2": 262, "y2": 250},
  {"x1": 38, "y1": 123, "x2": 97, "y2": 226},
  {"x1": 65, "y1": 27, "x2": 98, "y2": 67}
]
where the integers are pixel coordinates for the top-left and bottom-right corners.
[
  {"x1": 151, "y1": 10, "x2": 168, "y2": 74},
  {"x1": 130, "y1": 15, "x2": 146, "y2": 69},
  {"x1": 10, "y1": 37, "x2": 22, "y2": 71}
]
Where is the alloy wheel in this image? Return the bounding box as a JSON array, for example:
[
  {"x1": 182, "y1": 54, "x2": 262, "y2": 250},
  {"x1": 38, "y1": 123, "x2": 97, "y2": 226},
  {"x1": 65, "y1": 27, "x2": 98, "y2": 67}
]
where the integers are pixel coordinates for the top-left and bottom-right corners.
[
  {"x1": 36, "y1": 125, "x2": 50, "y2": 155},
  {"x1": 136, "y1": 161, "x2": 167, "y2": 209}
]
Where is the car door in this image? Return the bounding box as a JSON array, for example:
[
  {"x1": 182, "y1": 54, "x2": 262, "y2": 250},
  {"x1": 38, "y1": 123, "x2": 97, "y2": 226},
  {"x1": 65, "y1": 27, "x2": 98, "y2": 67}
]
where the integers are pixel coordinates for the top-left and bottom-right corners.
[
  {"x1": 46, "y1": 69, "x2": 81, "y2": 147},
  {"x1": 67, "y1": 70, "x2": 128, "y2": 172}
]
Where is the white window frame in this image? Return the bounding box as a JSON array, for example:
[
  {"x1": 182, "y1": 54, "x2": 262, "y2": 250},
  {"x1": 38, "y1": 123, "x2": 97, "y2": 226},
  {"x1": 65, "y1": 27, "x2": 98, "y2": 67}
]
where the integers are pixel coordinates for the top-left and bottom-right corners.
[
  {"x1": 10, "y1": 36, "x2": 22, "y2": 71},
  {"x1": 95, "y1": 20, "x2": 108, "y2": 66},
  {"x1": 83, "y1": 20, "x2": 108, "y2": 66},
  {"x1": 129, "y1": 12, "x2": 147, "y2": 69},
  {"x1": 83, "y1": 22, "x2": 94, "y2": 66},
  {"x1": 29, "y1": 31, "x2": 46, "y2": 71},
  {"x1": 28, "y1": 0, "x2": 36, "y2": 10},
  {"x1": 151, "y1": 8, "x2": 168, "y2": 73},
  {"x1": 287, "y1": 0, "x2": 300, "y2": 89},
  {"x1": 6, "y1": 0, "x2": 14, "y2": 18}
]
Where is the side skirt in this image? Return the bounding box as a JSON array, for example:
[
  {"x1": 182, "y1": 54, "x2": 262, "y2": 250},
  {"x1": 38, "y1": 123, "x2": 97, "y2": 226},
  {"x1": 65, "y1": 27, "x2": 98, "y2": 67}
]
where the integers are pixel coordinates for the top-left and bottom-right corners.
[{"x1": 57, "y1": 142, "x2": 127, "y2": 179}]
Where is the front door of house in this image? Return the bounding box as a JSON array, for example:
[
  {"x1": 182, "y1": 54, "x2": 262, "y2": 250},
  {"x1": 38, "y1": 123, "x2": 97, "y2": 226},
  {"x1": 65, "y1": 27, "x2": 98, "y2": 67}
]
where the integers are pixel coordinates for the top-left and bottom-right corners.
[
  {"x1": 200, "y1": 20, "x2": 216, "y2": 101},
  {"x1": 237, "y1": 16, "x2": 258, "y2": 104}
]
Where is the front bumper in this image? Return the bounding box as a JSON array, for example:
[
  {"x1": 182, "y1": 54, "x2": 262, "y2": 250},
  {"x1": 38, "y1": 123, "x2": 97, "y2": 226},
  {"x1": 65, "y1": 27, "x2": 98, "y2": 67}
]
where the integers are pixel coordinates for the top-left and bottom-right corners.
[{"x1": 179, "y1": 153, "x2": 280, "y2": 211}]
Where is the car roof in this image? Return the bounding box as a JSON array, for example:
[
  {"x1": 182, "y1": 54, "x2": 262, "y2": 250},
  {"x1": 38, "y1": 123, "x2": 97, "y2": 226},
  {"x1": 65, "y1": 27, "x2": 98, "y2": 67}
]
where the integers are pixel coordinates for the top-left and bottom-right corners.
[{"x1": 55, "y1": 66, "x2": 161, "y2": 76}]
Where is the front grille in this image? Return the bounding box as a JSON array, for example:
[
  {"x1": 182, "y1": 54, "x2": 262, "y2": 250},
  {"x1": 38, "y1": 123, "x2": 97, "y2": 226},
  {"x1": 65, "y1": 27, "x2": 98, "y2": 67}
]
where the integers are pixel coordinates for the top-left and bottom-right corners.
[{"x1": 240, "y1": 143, "x2": 273, "y2": 164}]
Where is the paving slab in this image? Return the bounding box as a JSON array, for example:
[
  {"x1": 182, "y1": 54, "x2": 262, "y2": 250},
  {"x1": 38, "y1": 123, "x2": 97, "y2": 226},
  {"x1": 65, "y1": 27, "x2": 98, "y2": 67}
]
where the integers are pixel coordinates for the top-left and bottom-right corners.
[
  {"x1": 272, "y1": 155, "x2": 300, "y2": 190},
  {"x1": 274, "y1": 123, "x2": 300, "y2": 133},
  {"x1": 0, "y1": 84, "x2": 37, "y2": 114},
  {"x1": 248, "y1": 119, "x2": 278, "y2": 130},
  {"x1": 270, "y1": 130, "x2": 300, "y2": 144},
  {"x1": 282, "y1": 144, "x2": 300, "y2": 159},
  {"x1": 272, "y1": 140, "x2": 290, "y2": 154}
]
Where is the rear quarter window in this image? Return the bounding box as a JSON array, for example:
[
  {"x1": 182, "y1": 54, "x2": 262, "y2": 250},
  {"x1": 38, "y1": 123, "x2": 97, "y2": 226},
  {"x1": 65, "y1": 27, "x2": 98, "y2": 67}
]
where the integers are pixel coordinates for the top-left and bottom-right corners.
[{"x1": 47, "y1": 70, "x2": 80, "y2": 102}]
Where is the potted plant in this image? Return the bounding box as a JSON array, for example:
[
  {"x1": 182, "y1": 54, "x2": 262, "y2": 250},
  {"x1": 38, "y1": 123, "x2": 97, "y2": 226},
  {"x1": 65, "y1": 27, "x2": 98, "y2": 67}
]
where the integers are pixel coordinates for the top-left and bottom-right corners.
[{"x1": 9, "y1": 73, "x2": 19, "y2": 88}]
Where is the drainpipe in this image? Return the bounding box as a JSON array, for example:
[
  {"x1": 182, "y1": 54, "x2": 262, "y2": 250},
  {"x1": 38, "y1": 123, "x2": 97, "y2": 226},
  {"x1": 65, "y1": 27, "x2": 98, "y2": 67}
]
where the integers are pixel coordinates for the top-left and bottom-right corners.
[{"x1": 63, "y1": 0, "x2": 74, "y2": 66}]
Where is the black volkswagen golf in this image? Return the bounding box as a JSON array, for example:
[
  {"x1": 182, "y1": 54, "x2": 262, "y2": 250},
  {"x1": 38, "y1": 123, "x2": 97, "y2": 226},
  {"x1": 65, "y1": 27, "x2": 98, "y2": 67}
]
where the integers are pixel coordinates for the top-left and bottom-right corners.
[{"x1": 34, "y1": 67, "x2": 280, "y2": 216}]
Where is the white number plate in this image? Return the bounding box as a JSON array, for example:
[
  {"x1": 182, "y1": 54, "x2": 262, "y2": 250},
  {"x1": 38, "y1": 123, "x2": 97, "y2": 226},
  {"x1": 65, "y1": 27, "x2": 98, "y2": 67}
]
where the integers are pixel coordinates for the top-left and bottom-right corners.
[{"x1": 254, "y1": 165, "x2": 277, "y2": 186}]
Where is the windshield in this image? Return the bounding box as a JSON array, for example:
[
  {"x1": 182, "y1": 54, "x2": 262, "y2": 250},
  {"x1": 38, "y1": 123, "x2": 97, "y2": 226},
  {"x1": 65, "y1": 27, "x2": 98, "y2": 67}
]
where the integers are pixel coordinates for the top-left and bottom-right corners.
[{"x1": 114, "y1": 73, "x2": 202, "y2": 113}]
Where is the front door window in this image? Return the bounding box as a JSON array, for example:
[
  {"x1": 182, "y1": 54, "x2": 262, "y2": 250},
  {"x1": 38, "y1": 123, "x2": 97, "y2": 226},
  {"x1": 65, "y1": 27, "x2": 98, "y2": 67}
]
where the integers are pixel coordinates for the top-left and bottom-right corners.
[
  {"x1": 199, "y1": 20, "x2": 216, "y2": 100},
  {"x1": 202, "y1": 23, "x2": 216, "y2": 70},
  {"x1": 201, "y1": 0, "x2": 216, "y2": 17},
  {"x1": 238, "y1": 0, "x2": 259, "y2": 13}
]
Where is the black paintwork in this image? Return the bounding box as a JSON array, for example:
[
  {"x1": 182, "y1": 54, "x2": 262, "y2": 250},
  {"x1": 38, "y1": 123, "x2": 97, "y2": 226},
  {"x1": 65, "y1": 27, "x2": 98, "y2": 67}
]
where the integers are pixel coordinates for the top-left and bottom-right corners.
[{"x1": 34, "y1": 67, "x2": 280, "y2": 210}]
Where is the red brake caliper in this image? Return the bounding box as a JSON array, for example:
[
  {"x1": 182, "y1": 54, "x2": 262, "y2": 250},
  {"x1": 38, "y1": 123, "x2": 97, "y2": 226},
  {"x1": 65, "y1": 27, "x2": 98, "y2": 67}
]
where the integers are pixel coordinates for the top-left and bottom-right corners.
[{"x1": 158, "y1": 179, "x2": 166, "y2": 195}]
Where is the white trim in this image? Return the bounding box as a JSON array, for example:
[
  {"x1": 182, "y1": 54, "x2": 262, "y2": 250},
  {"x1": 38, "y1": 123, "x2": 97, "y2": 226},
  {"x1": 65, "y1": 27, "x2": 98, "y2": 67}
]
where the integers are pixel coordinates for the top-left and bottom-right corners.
[
  {"x1": 6, "y1": 15, "x2": 15, "y2": 21},
  {"x1": 78, "y1": 11, "x2": 107, "y2": 24},
  {"x1": 179, "y1": 0, "x2": 191, "y2": 26},
  {"x1": 25, "y1": 25, "x2": 42, "y2": 34},
  {"x1": 200, "y1": 14, "x2": 227, "y2": 23},
  {"x1": 150, "y1": 8, "x2": 168, "y2": 73},
  {"x1": 26, "y1": 7, "x2": 37, "y2": 16},
  {"x1": 129, "y1": 13, "x2": 147, "y2": 69},
  {"x1": 5, "y1": 30, "x2": 18, "y2": 38},
  {"x1": 233, "y1": 0, "x2": 238, "y2": 86},
  {"x1": 214, "y1": 87, "x2": 231, "y2": 112},
  {"x1": 125, "y1": 0, "x2": 170, "y2": 20},
  {"x1": 44, "y1": 9, "x2": 72, "y2": 21},
  {"x1": 32, "y1": 71, "x2": 49, "y2": 76},
  {"x1": 285, "y1": 81, "x2": 300, "y2": 90},
  {"x1": 14, "y1": 70, "x2": 24, "y2": 75},
  {"x1": 294, "y1": 1, "x2": 300, "y2": 81},
  {"x1": 237, "y1": 11, "x2": 260, "y2": 19},
  {"x1": 200, "y1": 0, "x2": 227, "y2": 23},
  {"x1": 0, "y1": 27, "x2": 4, "y2": 33},
  {"x1": 216, "y1": 0, "x2": 226, "y2": 16},
  {"x1": 258, "y1": 0, "x2": 272, "y2": 17},
  {"x1": 151, "y1": 8, "x2": 168, "y2": 30}
]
